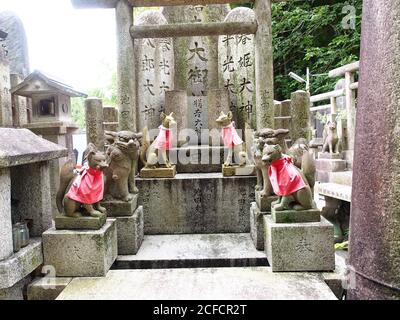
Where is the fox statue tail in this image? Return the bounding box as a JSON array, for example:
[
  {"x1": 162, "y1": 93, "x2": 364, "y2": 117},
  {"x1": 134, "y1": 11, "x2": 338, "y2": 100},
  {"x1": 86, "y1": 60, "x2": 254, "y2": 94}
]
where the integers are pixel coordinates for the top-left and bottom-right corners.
[
  {"x1": 139, "y1": 126, "x2": 150, "y2": 167},
  {"x1": 301, "y1": 151, "x2": 316, "y2": 189},
  {"x1": 56, "y1": 159, "x2": 75, "y2": 214}
]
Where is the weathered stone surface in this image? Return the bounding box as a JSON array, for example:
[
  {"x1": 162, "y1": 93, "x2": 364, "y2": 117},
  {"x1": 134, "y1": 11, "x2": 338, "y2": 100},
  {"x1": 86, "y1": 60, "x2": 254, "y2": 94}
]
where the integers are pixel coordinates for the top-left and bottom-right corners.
[
  {"x1": 135, "y1": 10, "x2": 174, "y2": 131},
  {"x1": 140, "y1": 165, "x2": 176, "y2": 178},
  {"x1": 222, "y1": 164, "x2": 255, "y2": 177},
  {"x1": 207, "y1": 89, "x2": 229, "y2": 144},
  {"x1": 116, "y1": 0, "x2": 136, "y2": 131},
  {"x1": 27, "y1": 277, "x2": 72, "y2": 300},
  {"x1": 0, "y1": 238, "x2": 43, "y2": 290},
  {"x1": 102, "y1": 194, "x2": 138, "y2": 217},
  {"x1": 315, "y1": 159, "x2": 347, "y2": 172},
  {"x1": 318, "y1": 152, "x2": 343, "y2": 160},
  {"x1": 254, "y1": 0, "x2": 274, "y2": 130},
  {"x1": 290, "y1": 90, "x2": 311, "y2": 142},
  {"x1": 10, "y1": 162, "x2": 53, "y2": 237},
  {"x1": 347, "y1": 0, "x2": 400, "y2": 300},
  {"x1": 137, "y1": 173, "x2": 255, "y2": 234},
  {"x1": 10, "y1": 73, "x2": 28, "y2": 127},
  {"x1": 264, "y1": 215, "x2": 335, "y2": 272},
  {"x1": 271, "y1": 207, "x2": 321, "y2": 223},
  {"x1": 115, "y1": 233, "x2": 267, "y2": 269},
  {"x1": 115, "y1": 206, "x2": 144, "y2": 255},
  {"x1": 42, "y1": 220, "x2": 117, "y2": 277},
  {"x1": 85, "y1": 98, "x2": 105, "y2": 150},
  {"x1": 57, "y1": 267, "x2": 336, "y2": 300},
  {"x1": 0, "y1": 276, "x2": 31, "y2": 300},
  {"x1": 0, "y1": 128, "x2": 68, "y2": 168},
  {"x1": 318, "y1": 183, "x2": 351, "y2": 203},
  {"x1": 219, "y1": 7, "x2": 256, "y2": 129},
  {"x1": 0, "y1": 49, "x2": 12, "y2": 127},
  {"x1": 255, "y1": 191, "x2": 278, "y2": 213},
  {"x1": 329, "y1": 171, "x2": 352, "y2": 186},
  {"x1": 250, "y1": 202, "x2": 266, "y2": 251},
  {"x1": 54, "y1": 214, "x2": 106, "y2": 230},
  {"x1": 187, "y1": 95, "x2": 208, "y2": 143},
  {"x1": 103, "y1": 106, "x2": 118, "y2": 132},
  {"x1": 0, "y1": 168, "x2": 12, "y2": 261},
  {"x1": 0, "y1": 12, "x2": 30, "y2": 77},
  {"x1": 165, "y1": 90, "x2": 187, "y2": 145}
]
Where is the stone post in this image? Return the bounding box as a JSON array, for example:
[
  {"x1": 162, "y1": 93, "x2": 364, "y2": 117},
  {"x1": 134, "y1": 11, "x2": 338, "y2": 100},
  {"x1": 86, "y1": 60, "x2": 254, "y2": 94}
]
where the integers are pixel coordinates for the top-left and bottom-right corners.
[
  {"x1": 280, "y1": 99, "x2": 292, "y2": 134},
  {"x1": 10, "y1": 74, "x2": 28, "y2": 127},
  {"x1": 290, "y1": 90, "x2": 311, "y2": 143},
  {"x1": 0, "y1": 48, "x2": 12, "y2": 127},
  {"x1": 165, "y1": 90, "x2": 188, "y2": 146},
  {"x1": 0, "y1": 168, "x2": 13, "y2": 261},
  {"x1": 273, "y1": 101, "x2": 281, "y2": 129},
  {"x1": 347, "y1": 0, "x2": 400, "y2": 300},
  {"x1": 103, "y1": 106, "x2": 118, "y2": 132},
  {"x1": 254, "y1": 0, "x2": 274, "y2": 130},
  {"x1": 116, "y1": 0, "x2": 136, "y2": 132},
  {"x1": 345, "y1": 71, "x2": 356, "y2": 152},
  {"x1": 85, "y1": 98, "x2": 105, "y2": 151}
]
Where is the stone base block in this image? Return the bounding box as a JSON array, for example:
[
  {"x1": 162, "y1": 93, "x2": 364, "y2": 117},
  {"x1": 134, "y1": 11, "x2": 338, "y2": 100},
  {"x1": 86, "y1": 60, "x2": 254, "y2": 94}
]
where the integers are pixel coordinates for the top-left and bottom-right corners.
[
  {"x1": 222, "y1": 165, "x2": 255, "y2": 177},
  {"x1": 27, "y1": 277, "x2": 72, "y2": 300},
  {"x1": 116, "y1": 206, "x2": 144, "y2": 255},
  {"x1": 101, "y1": 194, "x2": 138, "y2": 217},
  {"x1": 264, "y1": 216, "x2": 335, "y2": 272},
  {"x1": 271, "y1": 207, "x2": 321, "y2": 223},
  {"x1": 318, "y1": 152, "x2": 343, "y2": 160},
  {"x1": 0, "y1": 276, "x2": 31, "y2": 300},
  {"x1": 315, "y1": 159, "x2": 347, "y2": 172},
  {"x1": 140, "y1": 165, "x2": 176, "y2": 178},
  {"x1": 255, "y1": 191, "x2": 279, "y2": 212},
  {"x1": 42, "y1": 220, "x2": 118, "y2": 277},
  {"x1": 54, "y1": 214, "x2": 106, "y2": 230},
  {"x1": 250, "y1": 202, "x2": 267, "y2": 251}
]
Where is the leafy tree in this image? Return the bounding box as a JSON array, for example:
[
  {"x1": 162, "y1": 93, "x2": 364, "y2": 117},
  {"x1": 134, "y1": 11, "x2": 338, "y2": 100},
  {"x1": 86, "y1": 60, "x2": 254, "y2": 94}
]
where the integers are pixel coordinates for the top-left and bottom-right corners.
[{"x1": 232, "y1": 0, "x2": 362, "y2": 100}]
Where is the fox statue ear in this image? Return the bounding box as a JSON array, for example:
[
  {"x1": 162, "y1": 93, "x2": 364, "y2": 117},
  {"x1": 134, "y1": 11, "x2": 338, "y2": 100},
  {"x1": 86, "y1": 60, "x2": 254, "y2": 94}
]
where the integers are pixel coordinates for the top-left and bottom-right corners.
[
  {"x1": 83, "y1": 143, "x2": 97, "y2": 163},
  {"x1": 227, "y1": 111, "x2": 233, "y2": 119},
  {"x1": 160, "y1": 112, "x2": 166, "y2": 121},
  {"x1": 169, "y1": 112, "x2": 174, "y2": 117}
]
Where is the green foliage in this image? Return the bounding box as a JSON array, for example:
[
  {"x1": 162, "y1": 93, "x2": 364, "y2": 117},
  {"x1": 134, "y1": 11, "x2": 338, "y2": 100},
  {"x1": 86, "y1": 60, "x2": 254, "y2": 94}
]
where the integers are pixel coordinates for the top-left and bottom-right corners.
[
  {"x1": 231, "y1": 1, "x2": 362, "y2": 100},
  {"x1": 71, "y1": 97, "x2": 85, "y2": 129},
  {"x1": 272, "y1": 0, "x2": 362, "y2": 100}
]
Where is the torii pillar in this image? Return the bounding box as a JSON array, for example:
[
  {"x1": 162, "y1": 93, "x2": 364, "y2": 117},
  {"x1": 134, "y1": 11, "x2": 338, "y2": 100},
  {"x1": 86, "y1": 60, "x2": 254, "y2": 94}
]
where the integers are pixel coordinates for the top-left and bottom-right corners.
[
  {"x1": 347, "y1": 0, "x2": 400, "y2": 299},
  {"x1": 72, "y1": 0, "x2": 137, "y2": 132}
]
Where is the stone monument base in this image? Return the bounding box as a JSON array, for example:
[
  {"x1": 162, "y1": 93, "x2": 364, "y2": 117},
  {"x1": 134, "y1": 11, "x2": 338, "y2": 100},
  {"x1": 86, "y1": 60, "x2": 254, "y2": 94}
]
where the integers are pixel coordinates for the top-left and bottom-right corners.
[
  {"x1": 222, "y1": 164, "x2": 255, "y2": 177},
  {"x1": 101, "y1": 194, "x2": 138, "y2": 217},
  {"x1": 250, "y1": 202, "x2": 268, "y2": 251},
  {"x1": 264, "y1": 215, "x2": 335, "y2": 272},
  {"x1": 42, "y1": 220, "x2": 117, "y2": 277},
  {"x1": 115, "y1": 206, "x2": 144, "y2": 255},
  {"x1": 271, "y1": 207, "x2": 321, "y2": 223},
  {"x1": 255, "y1": 191, "x2": 279, "y2": 212},
  {"x1": 140, "y1": 165, "x2": 176, "y2": 178},
  {"x1": 54, "y1": 214, "x2": 106, "y2": 230}
]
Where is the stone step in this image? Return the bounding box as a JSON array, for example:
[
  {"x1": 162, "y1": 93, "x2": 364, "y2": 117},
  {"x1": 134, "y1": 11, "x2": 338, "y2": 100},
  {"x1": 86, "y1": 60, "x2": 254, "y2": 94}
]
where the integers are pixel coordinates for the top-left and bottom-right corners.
[
  {"x1": 137, "y1": 173, "x2": 256, "y2": 234},
  {"x1": 57, "y1": 267, "x2": 337, "y2": 300},
  {"x1": 114, "y1": 233, "x2": 267, "y2": 269}
]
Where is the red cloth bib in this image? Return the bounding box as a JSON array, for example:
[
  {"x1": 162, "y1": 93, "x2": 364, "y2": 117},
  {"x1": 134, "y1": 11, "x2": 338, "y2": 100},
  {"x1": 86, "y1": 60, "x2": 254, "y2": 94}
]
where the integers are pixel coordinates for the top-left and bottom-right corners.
[
  {"x1": 268, "y1": 156, "x2": 306, "y2": 196},
  {"x1": 222, "y1": 122, "x2": 243, "y2": 148},
  {"x1": 66, "y1": 166, "x2": 104, "y2": 205},
  {"x1": 154, "y1": 125, "x2": 172, "y2": 150}
]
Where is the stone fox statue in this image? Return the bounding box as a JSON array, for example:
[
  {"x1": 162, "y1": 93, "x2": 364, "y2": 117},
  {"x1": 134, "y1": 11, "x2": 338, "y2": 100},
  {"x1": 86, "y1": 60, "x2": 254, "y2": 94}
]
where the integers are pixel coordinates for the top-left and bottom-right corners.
[
  {"x1": 322, "y1": 121, "x2": 340, "y2": 154},
  {"x1": 216, "y1": 111, "x2": 249, "y2": 166},
  {"x1": 104, "y1": 130, "x2": 142, "y2": 201},
  {"x1": 262, "y1": 144, "x2": 315, "y2": 211},
  {"x1": 56, "y1": 143, "x2": 108, "y2": 218},
  {"x1": 140, "y1": 112, "x2": 176, "y2": 169}
]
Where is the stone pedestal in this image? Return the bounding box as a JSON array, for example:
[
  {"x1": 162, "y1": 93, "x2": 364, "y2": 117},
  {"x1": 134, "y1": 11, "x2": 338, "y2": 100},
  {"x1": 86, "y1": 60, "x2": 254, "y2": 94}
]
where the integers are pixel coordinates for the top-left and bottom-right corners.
[
  {"x1": 255, "y1": 191, "x2": 278, "y2": 212},
  {"x1": 264, "y1": 215, "x2": 335, "y2": 272},
  {"x1": 318, "y1": 152, "x2": 343, "y2": 160},
  {"x1": 54, "y1": 214, "x2": 106, "y2": 230},
  {"x1": 290, "y1": 90, "x2": 311, "y2": 143},
  {"x1": 271, "y1": 207, "x2": 321, "y2": 224},
  {"x1": 250, "y1": 202, "x2": 266, "y2": 251},
  {"x1": 222, "y1": 165, "x2": 255, "y2": 177},
  {"x1": 0, "y1": 168, "x2": 12, "y2": 261},
  {"x1": 102, "y1": 194, "x2": 138, "y2": 217},
  {"x1": 140, "y1": 165, "x2": 176, "y2": 178},
  {"x1": 115, "y1": 206, "x2": 144, "y2": 255},
  {"x1": 42, "y1": 220, "x2": 117, "y2": 277},
  {"x1": 316, "y1": 157, "x2": 347, "y2": 183}
]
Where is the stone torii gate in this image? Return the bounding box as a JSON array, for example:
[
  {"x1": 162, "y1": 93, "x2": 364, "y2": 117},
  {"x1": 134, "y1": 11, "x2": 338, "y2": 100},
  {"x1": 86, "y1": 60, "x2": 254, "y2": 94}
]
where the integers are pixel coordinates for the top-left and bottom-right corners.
[{"x1": 71, "y1": 0, "x2": 285, "y2": 131}]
